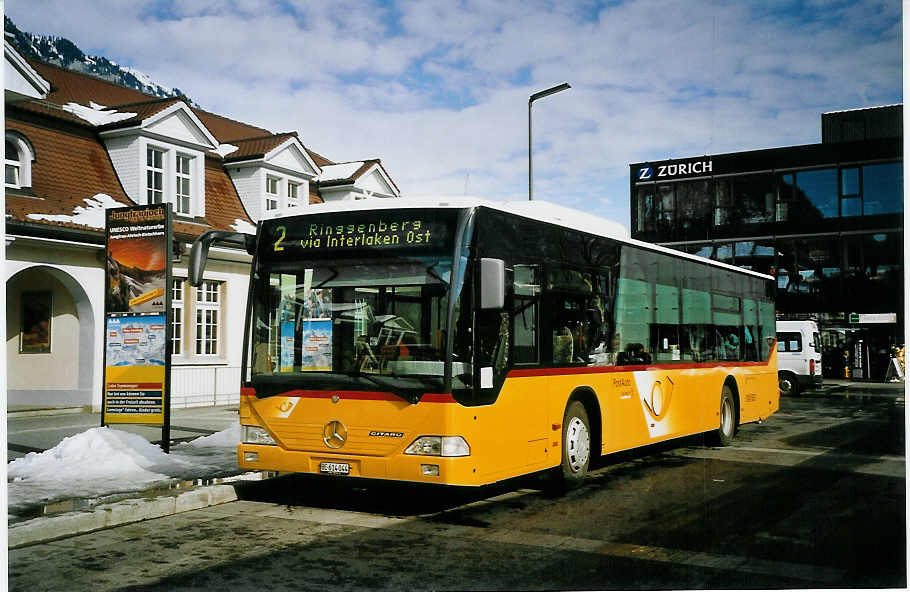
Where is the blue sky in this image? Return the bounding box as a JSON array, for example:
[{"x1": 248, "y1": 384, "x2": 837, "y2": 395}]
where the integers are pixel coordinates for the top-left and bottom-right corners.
[{"x1": 8, "y1": 0, "x2": 903, "y2": 227}]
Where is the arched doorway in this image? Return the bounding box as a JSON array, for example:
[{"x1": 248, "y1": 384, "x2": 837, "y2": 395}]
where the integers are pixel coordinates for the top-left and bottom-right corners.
[{"x1": 6, "y1": 266, "x2": 95, "y2": 408}]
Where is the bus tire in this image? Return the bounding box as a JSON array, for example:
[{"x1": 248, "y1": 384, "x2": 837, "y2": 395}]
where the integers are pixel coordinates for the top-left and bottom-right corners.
[
  {"x1": 778, "y1": 371, "x2": 799, "y2": 396},
  {"x1": 559, "y1": 401, "x2": 591, "y2": 488},
  {"x1": 708, "y1": 384, "x2": 736, "y2": 447}
]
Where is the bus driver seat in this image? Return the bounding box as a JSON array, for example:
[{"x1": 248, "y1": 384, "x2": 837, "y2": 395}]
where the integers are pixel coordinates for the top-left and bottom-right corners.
[{"x1": 553, "y1": 326, "x2": 574, "y2": 364}]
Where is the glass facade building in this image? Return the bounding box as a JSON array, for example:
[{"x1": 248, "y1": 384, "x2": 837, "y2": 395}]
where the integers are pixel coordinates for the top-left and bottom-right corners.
[{"x1": 630, "y1": 106, "x2": 903, "y2": 380}]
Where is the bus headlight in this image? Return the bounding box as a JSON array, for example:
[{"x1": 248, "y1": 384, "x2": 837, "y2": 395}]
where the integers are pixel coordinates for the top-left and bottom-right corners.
[
  {"x1": 242, "y1": 425, "x2": 276, "y2": 446},
  {"x1": 405, "y1": 436, "x2": 470, "y2": 457}
]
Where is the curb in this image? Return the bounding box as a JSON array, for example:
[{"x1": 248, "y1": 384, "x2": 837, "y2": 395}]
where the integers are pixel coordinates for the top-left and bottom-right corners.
[
  {"x1": 7, "y1": 407, "x2": 89, "y2": 418},
  {"x1": 9, "y1": 484, "x2": 238, "y2": 549},
  {"x1": 805, "y1": 383, "x2": 904, "y2": 397}
]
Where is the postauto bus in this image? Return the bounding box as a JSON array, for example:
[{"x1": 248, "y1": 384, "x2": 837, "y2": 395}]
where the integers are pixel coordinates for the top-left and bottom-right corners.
[{"x1": 189, "y1": 199, "x2": 778, "y2": 489}]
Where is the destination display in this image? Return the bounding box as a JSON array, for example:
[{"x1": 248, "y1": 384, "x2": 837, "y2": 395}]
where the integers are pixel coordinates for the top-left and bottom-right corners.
[{"x1": 260, "y1": 210, "x2": 459, "y2": 260}]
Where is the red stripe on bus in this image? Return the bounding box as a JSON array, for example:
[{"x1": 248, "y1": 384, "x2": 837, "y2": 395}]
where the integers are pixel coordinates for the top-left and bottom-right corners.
[
  {"x1": 420, "y1": 393, "x2": 457, "y2": 403},
  {"x1": 507, "y1": 360, "x2": 770, "y2": 378},
  {"x1": 241, "y1": 389, "x2": 456, "y2": 403}
]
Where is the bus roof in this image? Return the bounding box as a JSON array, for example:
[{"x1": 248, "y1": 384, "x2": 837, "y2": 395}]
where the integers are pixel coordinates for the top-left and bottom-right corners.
[{"x1": 263, "y1": 197, "x2": 773, "y2": 281}]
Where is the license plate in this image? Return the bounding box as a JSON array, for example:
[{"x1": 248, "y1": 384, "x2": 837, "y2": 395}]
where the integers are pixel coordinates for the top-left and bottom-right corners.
[{"x1": 319, "y1": 462, "x2": 350, "y2": 475}]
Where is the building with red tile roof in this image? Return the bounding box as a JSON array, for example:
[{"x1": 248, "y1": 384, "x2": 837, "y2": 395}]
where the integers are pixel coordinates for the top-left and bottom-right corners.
[{"x1": 4, "y1": 39, "x2": 400, "y2": 410}]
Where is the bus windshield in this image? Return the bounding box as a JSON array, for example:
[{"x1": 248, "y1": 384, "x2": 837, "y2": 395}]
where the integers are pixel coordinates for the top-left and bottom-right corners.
[{"x1": 250, "y1": 254, "x2": 470, "y2": 402}]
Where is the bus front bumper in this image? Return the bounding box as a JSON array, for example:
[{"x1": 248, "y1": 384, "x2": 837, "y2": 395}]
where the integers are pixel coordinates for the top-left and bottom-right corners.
[{"x1": 237, "y1": 444, "x2": 480, "y2": 486}]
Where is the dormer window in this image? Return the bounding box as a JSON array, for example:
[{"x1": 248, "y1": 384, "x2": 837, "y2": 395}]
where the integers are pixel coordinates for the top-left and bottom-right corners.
[
  {"x1": 147, "y1": 147, "x2": 165, "y2": 203},
  {"x1": 176, "y1": 153, "x2": 192, "y2": 215},
  {"x1": 266, "y1": 176, "x2": 280, "y2": 211},
  {"x1": 5, "y1": 133, "x2": 34, "y2": 190},
  {"x1": 6, "y1": 139, "x2": 21, "y2": 187},
  {"x1": 223, "y1": 134, "x2": 319, "y2": 220},
  {"x1": 287, "y1": 181, "x2": 301, "y2": 208},
  {"x1": 98, "y1": 101, "x2": 215, "y2": 219},
  {"x1": 142, "y1": 143, "x2": 200, "y2": 216}
]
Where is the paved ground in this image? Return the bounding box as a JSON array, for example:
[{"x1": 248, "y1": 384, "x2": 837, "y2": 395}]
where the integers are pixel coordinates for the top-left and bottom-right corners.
[{"x1": 8, "y1": 386, "x2": 905, "y2": 591}]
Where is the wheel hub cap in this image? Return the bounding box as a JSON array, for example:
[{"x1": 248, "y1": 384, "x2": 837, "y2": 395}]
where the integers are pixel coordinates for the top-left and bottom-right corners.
[
  {"x1": 721, "y1": 398, "x2": 734, "y2": 435},
  {"x1": 566, "y1": 417, "x2": 590, "y2": 472}
]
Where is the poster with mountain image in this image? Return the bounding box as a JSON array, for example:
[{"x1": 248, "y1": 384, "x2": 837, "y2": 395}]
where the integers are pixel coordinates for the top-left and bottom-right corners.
[{"x1": 105, "y1": 205, "x2": 168, "y2": 313}]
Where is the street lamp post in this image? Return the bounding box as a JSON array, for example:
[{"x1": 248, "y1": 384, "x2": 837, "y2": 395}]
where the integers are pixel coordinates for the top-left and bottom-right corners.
[{"x1": 528, "y1": 82, "x2": 570, "y2": 201}]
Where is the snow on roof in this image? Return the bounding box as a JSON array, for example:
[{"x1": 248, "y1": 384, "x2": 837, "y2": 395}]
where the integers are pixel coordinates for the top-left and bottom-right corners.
[
  {"x1": 317, "y1": 161, "x2": 364, "y2": 182},
  {"x1": 61, "y1": 101, "x2": 137, "y2": 126},
  {"x1": 27, "y1": 193, "x2": 125, "y2": 229},
  {"x1": 822, "y1": 103, "x2": 902, "y2": 115},
  {"x1": 7, "y1": 424, "x2": 241, "y2": 516},
  {"x1": 212, "y1": 143, "x2": 239, "y2": 158},
  {"x1": 229, "y1": 218, "x2": 257, "y2": 234}
]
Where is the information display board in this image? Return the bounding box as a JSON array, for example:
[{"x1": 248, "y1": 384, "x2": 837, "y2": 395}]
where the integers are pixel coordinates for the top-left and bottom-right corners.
[{"x1": 102, "y1": 204, "x2": 172, "y2": 449}]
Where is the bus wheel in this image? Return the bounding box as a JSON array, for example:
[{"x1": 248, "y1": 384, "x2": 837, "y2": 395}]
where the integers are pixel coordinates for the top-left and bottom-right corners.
[
  {"x1": 560, "y1": 401, "x2": 591, "y2": 487},
  {"x1": 709, "y1": 385, "x2": 736, "y2": 447},
  {"x1": 778, "y1": 371, "x2": 799, "y2": 396}
]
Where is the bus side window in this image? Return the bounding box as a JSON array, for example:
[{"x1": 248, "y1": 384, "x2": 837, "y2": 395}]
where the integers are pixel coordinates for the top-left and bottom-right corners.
[
  {"x1": 551, "y1": 297, "x2": 582, "y2": 365},
  {"x1": 512, "y1": 264, "x2": 540, "y2": 364},
  {"x1": 743, "y1": 325, "x2": 758, "y2": 361},
  {"x1": 548, "y1": 269, "x2": 595, "y2": 365}
]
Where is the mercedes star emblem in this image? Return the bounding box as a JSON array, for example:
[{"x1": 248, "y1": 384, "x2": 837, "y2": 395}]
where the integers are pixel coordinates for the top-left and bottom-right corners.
[{"x1": 323, "y1": 420, "x2": 348, "y2": 449}]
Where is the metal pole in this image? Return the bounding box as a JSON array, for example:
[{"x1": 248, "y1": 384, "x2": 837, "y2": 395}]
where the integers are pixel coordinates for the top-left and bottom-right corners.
[
  {"x1": 528, "y1": 83, "x2": 571, "y2": 202},
  {"x1": 528, "y1": 99, "x2": 533, "y2": 201}
]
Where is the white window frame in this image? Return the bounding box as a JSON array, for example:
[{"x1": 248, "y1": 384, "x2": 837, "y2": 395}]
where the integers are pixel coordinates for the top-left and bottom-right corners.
[
  {"x1": 6, "y1": 139, "x2": 21, "y2": 188},
  {"x1": 147, "y1": 146, "x2": 165, "y2": 204},
  {"x1": 195, "y1": 280, "x2": 221, "y2": 356},
  {"x1": 287, "y1": 180, "x2": 301, "y2": 208},
  {"x1": 265, "y1": 175, "x2": 280, "y2": 211},
  {"x1": 5, "y1": 134, "x2": 34, "y2": 189},
  {"x1": 175, "y1": 153, "x2": 193, "y2": 216},
  {"x1": 171, "y1": 278, "x2": 184, "y2": 356},
  {"x1": 137, "y1": 138, "x2": 205, "y2": 218}
]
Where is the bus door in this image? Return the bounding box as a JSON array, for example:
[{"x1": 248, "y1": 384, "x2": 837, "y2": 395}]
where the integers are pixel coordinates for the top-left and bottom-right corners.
[{"x1": 473, "y1": 260, "x2": 550, "y2": 475}]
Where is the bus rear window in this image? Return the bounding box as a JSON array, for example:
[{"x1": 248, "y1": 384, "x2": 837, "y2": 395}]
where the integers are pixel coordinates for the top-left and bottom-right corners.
[{"x1": 777, "y1": 332, "x2": 802, "y2": 352}]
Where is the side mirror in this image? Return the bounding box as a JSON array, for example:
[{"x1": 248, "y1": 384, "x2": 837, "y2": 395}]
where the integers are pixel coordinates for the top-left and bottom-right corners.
[
  {"x1": 189, "y1": 230, "x2": 256, "y2": 287},
  {"x1": 480, "y1": 258, "x2": 505, "y2": 309}
]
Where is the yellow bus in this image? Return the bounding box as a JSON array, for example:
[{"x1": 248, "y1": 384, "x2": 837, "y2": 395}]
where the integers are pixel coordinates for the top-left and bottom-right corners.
[{"x1": 190, "y1": 199, "x2": 778, "y2": 489}]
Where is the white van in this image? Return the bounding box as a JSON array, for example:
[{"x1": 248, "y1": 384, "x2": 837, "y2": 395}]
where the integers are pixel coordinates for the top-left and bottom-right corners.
[{"x1": 776, "y1": 320, "x2": 823, "y2": 395}]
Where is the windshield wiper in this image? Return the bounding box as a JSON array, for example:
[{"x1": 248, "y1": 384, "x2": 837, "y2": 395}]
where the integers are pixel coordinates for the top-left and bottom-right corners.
[
  {"x1": 424, "y1": 259, "x2": 449, "y2": 285},
  {"x1": 313, "y1": 266, "x2": 339, "y2": 289},
  {"x1": 356, "y1": 374, "x2": 422, "y2": 404}
]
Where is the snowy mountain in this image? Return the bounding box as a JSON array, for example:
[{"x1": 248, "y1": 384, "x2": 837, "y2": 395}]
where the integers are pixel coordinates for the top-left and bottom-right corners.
[{"x1": 5, "y1": 16, "x2": 190, "y2": 102}]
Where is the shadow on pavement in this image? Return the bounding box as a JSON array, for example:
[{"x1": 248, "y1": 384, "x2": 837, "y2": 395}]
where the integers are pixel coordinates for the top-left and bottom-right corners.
[{"x1": 233, "y1": 472, "x2": 535, "y2": 517}]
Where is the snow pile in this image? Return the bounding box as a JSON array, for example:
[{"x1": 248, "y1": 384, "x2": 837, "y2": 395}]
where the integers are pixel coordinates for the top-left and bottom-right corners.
[
  {"x1": 8, "y1": 422, "x2": 242, "y2": 515},
  {"x1": 62, "y1": 102, "x2": 137, "y2": 126},
  {"x1": 27, "y1": 193, "x2": 124, "y2": 229},
  {"x1": 230, "y1": 218, "x2": 258, "y2": 234},
  {"x1": 181, "y1": 422, "x2": 240, "y2": 448}
]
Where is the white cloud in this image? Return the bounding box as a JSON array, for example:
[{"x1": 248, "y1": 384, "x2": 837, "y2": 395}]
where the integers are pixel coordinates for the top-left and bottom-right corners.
[{"x1": 7, "y1": 0, "x2": 902, "y2": 227}]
